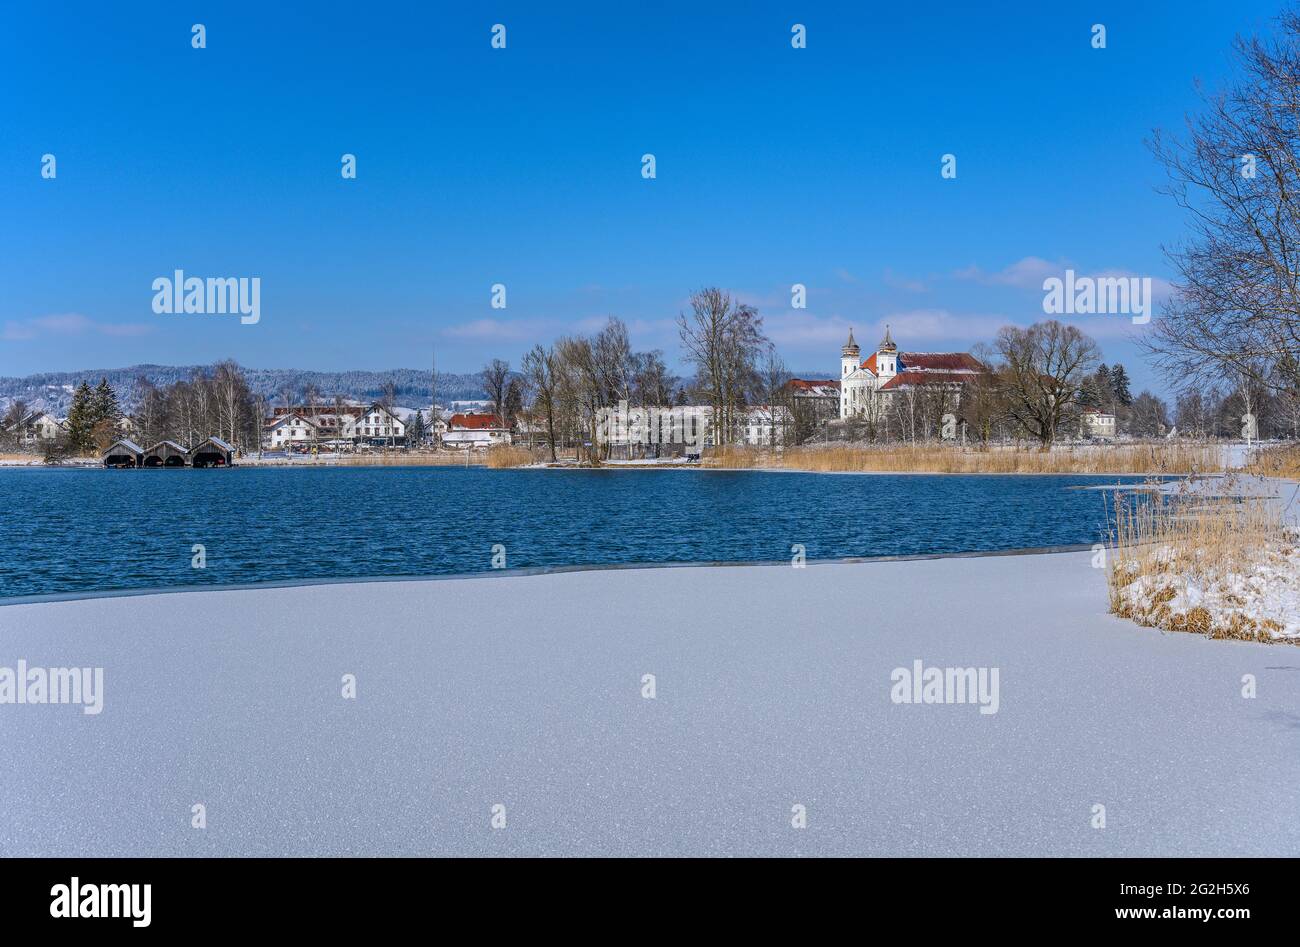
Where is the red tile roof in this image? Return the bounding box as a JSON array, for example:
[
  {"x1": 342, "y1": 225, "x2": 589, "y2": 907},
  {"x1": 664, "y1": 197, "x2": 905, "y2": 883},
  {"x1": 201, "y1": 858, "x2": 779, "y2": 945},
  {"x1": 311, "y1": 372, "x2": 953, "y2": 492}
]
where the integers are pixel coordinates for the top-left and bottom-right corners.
[
  {"x1": 898, "y1": 352, "x2": 985, "y2": 372},
  {"x1": 787, "y1": 378, "x2": 840, "y2": 391},
  {"x1": 449, "y1": 413, "x2": 503, "y2": 430},
  {"x1": 879, "y1": 370, "x2": 979, "y2": 390},
  {"x1": 862, "y1": 352, "x2": 985, "y2": 373}
]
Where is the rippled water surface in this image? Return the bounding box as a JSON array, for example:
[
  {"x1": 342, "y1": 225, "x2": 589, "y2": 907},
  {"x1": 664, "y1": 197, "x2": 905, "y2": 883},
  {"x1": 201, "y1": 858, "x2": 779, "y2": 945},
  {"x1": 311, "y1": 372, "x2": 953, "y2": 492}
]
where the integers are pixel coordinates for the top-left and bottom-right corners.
[{"x1": 0, "y1": 466, "x2": 1147, "y2": 600}]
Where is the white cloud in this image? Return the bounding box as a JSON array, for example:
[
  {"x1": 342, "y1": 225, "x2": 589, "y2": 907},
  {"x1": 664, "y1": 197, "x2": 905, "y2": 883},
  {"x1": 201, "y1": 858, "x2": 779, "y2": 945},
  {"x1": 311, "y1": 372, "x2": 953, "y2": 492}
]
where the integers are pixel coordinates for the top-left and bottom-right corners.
[
  {"x1": 874, "y1": 308, "x2": 1011, "y2": 341},
  {"x1": 956, "y1": 257, "x2": 1176, "y2": 302},
  {"x1": 2, "y1": 313, "x2": 153, "y2": 341},
  {"x1": 955, "y1": 256, "x2": 1065, "y2": 289},
  {"x1": 441, "y1": 318, "x2": 547, "y2": 341}
]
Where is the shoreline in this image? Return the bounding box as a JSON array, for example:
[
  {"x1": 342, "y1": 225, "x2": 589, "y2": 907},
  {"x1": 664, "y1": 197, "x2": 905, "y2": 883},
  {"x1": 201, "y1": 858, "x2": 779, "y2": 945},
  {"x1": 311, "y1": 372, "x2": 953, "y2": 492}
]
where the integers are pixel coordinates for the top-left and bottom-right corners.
[
  {"x1": 0, "y1": 542, "x2": 1096, "y2": 608},
  {"x1": 0, "y1": 459, "x2": 1215, "y2": 478}
]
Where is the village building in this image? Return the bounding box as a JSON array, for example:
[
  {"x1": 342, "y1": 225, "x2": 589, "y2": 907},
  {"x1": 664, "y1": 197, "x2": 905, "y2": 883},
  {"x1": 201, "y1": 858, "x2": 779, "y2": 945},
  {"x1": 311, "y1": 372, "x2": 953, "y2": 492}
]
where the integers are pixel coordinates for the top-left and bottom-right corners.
[
  {"x1": 838, "y1": 327, "x2": 986, "y2": 419},
  {"x1": 265, "y1": 413, "x2": 320, "y2": 449},
  {"x1": 1080, "y1": 409, "x2": 1117, "y2": 439},
  {"x1": 786, "y1": 378, "x2": 841, "y2": 434},
  {"x1": 738, "y1": 405, "x2": 793, "y2": 446},
  {"x1": 2, "y1": 410, "x2": 66, "y2": 446},
  {"x1": 353, "y1": 403, "x2": 406, "y2": 445},
  {"x1": 442, "y1": 413, "x2": 511, "y2": 449}
]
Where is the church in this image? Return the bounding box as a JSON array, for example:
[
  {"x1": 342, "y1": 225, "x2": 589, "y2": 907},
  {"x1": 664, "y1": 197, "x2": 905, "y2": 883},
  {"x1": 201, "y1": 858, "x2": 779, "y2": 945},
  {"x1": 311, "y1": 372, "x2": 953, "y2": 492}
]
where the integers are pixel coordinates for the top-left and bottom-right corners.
[{"x1": 838, "y1": 327, "x2": 985, "y2": 420}]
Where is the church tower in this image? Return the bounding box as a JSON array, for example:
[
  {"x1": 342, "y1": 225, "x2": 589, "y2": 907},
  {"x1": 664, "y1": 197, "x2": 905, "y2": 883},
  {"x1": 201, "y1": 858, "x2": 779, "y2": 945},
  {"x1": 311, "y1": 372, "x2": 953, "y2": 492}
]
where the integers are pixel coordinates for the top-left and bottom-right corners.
[
  {"x1": 875, "y1": 325, "x2": 898, "y2": 385},
  {"x1": 841, "y1": 328, "x2": 860, "y2": 378}
]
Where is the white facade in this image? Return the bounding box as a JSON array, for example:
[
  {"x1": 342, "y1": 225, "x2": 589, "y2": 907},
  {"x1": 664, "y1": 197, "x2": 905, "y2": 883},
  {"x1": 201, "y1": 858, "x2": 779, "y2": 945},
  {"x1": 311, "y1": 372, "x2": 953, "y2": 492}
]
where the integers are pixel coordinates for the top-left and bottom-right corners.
[
  {"x1": 354, "y1": 404, "x2": 405, "y2": 441},
  {"x1": 738, "y1": 406, "x2": 792, "y2": 445},
  {"x1": 838, "y1": 327, "x2": 983, "y2": 420},
  {"x1": 266, "y1": 414, "x2": 319, "y2": 448},
  {"x1": 443, "y1": 413, "x2": 510, "y2": 448},
  {"x1": 840, "y1": 327, "x2": 890, "y2": 419},
  {"x1": 1081, "y1": 410, "x2": 1117, "y2": 439},
  {"x1": 3, "y1": 411, "x2": 66, "y2": 445}
]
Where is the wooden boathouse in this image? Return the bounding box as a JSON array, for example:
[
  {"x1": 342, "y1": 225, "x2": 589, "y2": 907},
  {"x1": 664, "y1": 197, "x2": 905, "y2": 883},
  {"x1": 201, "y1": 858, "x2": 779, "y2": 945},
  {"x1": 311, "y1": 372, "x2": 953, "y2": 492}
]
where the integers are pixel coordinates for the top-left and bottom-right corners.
[
  {"x1": 189, "y1": 436, "x2": 235, "y2": 467},
  {"x1": 102, "y1": 439, "x2": 145, "y2": 468},
  {"x1": 140, "y1": 440, "x2": 190, "y2": 467}
]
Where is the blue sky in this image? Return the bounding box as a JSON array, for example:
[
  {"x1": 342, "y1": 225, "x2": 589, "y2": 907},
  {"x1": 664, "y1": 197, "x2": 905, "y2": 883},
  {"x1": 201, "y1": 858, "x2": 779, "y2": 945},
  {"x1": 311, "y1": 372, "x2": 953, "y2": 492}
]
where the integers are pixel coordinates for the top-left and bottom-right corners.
[{"x1": 0, "y1": 1, "x2": 1282, "y2": 395}]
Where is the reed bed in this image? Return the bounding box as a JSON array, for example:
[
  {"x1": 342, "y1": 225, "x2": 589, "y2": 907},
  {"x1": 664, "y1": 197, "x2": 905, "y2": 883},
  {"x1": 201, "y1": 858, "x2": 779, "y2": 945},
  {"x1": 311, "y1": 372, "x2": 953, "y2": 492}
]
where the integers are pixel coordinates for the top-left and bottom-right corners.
[
  {"x1": 243, "y1": 451, "x2": 479, "y2": 467},
  {"x1": 1105, "y1": 476, "x2": 1299, "y2": 644},
  {"x1": 484, "y1": 444, "x2": 540, "y2": 468},
  {"x1": 704, "y1": 442, "x2": 1229, "y2": 475},
  {"x1": 1249, "y1": 443, "x2": 1300, "y2": 479}
]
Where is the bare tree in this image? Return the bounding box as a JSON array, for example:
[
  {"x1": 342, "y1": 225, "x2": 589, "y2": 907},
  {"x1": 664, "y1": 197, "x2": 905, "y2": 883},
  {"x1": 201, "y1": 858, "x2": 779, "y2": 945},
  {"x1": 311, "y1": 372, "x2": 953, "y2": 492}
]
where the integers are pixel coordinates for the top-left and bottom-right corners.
[
  {"x1": 480, "y1": 359, "x2": 511, "y2": 421},
  {"x1": 523, "y1": 345, "x2": 560, "y2": 461},
  {"x1": 1128, "y1": 391, "x2": 1171, "y2": 437},
  {"x1": 1145, "y1": 10, "x2": 1300, "y2": 394},
  {"x1": 677, "y1": 288, "x2": 767, "y2": 447},
  {"x1": 994, "y1": 320, "x2": 1100, "y2": 448},
  {"x1": 756, "y1": 348, "x2": 792, "y2": 446},
  {"x1": 430, "y1": 348, "x2": 440, "y2": 448}
]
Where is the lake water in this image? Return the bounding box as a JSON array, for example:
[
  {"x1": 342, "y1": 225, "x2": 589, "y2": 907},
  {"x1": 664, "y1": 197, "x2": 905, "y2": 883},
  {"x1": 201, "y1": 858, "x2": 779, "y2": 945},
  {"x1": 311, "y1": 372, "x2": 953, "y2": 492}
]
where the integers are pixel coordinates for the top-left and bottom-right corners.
[{"x1": 0, "y1": 466, "x2": 1146, "y2": 601}]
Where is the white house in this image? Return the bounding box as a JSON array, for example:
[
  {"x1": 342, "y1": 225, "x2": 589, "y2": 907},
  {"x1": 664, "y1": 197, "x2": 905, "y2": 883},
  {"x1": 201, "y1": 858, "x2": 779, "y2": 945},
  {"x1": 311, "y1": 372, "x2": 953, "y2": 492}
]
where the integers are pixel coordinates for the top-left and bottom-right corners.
[
  {"x1": 389, "y1": 406, "x2": 445, "y2": 445},
  {"x1": 443, "y1": 413, "x2": 511, "y2": 448},
  {"x1": 353, "y1": 403, "x2": 405, "y2": 444},
  {"x1": 1081, "y1": 409, "x2": 1117, "y2": 439},
  {"x1": 2, "y1": 410, "x2": 66, "y2": 445},
  {"x1": 738, "y1": 406, "x2": 793, "y2": 446},
  {"x1": 265, "y1": 413, "x2": 319, "y2": 448}
]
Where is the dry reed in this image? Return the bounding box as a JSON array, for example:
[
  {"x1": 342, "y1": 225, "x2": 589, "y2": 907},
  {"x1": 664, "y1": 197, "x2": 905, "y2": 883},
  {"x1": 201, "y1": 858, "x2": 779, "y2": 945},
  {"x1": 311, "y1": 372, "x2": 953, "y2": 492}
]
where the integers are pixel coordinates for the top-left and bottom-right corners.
[
  {"x1": 704, "y1": 442, "x2": 1228, "y2": 475},
  {"x1": 484, "y1": 444, "x2": 538, "y2": 468},
  {"x1": 1105, "y1": 476, "x2": 1297, "y2": 644}
]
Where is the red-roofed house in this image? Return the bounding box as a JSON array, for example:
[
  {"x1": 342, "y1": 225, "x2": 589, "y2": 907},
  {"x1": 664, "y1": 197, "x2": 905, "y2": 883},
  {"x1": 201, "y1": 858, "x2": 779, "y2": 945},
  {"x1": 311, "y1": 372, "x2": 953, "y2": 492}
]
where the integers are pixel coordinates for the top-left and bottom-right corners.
[
  {"x1": 838, "y1": 326, "x2": 986, "y2": 419},
  {"x1": 443, "y1": 412, "x2": 511, "y2": 449}
]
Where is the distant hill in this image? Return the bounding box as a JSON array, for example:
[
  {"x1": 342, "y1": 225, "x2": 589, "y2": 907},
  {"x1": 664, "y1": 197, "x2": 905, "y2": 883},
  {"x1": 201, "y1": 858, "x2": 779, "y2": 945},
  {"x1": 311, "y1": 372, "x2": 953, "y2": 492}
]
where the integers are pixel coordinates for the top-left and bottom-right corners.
[{"x1": 0, "y1": 364, "x2": 489, "y2": 415}]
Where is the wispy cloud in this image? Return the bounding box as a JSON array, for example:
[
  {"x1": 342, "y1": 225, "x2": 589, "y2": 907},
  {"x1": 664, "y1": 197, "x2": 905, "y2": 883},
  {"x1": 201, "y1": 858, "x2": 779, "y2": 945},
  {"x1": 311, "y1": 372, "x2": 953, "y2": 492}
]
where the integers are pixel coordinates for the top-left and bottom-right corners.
[
  {"x1": 2, "y1": 313, "x2": 153, "y2": 341},
  {"x1": 441, "y1": 318, "x2": 550, "y2": 341},
  {"x1": 954, "y1": 256, "x2": 1065, "y2": 289},
  {"x1": 874, "y1": 309, "x2": 1011, "y2": 341},
  {"x1": 763, "y1": 311, "x2": 854, "y2": 345},
  {"x1": 882, "y1": 268, "x2": 929, "y2": 293},
  {"x1": 955, "y1": 257, "x2": 1176, "y2": 303}
]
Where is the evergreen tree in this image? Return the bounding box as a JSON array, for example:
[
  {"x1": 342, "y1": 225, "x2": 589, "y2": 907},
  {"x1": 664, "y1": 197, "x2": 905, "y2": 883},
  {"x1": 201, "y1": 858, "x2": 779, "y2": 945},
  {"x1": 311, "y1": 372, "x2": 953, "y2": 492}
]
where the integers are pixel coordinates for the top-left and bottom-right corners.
[
  {"x1": 1109, "y1": 364, "x2": 1133, "y2": 407},
  {"x1": 64, "y1": 381, "x2": 95, "y2": 453},
  {"x1": 91, "y1": 378, "x2": 122, "y2": 443},
  {"x1": 405, "y1": 410, "x2": 426, "y2": 446}
]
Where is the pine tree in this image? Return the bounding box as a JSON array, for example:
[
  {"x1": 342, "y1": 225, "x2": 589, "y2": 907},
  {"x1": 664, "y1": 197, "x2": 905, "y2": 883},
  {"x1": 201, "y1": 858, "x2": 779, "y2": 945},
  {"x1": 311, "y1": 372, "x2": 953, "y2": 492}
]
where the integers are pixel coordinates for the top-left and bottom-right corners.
[
  {"x1": 64, "y1": 382, "x2": 95, "y2": 453},
  {"x1": 1096, "y1": 364, "x2": 1111, "y2": 395},
  {"x1": 406, "y1": 410, "x2": 426, "y2": 446},
  {"x1": 1110, "y1": 365, "x2": 1133, "y2": 407},
  {"x1": 91, "y1": 378, "x2": 122, "y2": 439}
]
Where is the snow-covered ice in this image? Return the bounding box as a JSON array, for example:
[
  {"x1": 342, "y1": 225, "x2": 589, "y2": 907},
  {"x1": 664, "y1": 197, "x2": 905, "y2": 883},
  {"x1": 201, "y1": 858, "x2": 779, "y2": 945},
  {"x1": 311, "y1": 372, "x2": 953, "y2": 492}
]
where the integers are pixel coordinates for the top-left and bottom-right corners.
[{"x1": 1, "y1": 551, "x2": 1298, "y2": 856}]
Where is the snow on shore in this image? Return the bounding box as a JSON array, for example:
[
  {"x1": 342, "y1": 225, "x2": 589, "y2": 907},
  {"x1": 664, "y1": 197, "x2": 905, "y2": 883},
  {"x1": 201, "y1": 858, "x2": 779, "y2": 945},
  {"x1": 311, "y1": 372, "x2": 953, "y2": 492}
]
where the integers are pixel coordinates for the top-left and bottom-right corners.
[
  {"x1": 2, "y1": 551, "x2": 1297, "y2": 857},
  {"x1": 1109, "y1": 475, "x2": 1300, "y2": 643}
]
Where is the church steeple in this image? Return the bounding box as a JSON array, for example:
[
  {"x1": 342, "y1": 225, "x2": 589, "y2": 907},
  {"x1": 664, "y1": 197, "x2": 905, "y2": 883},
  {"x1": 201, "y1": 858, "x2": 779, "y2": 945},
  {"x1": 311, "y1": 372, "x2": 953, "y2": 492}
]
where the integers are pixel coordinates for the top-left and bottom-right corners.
[
  {"x1": 841, "y1": 328, "x2": 860, "y2": 378},
  {"x1": 875, "y1": 324, "x2": 898, "y2": 382}
]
